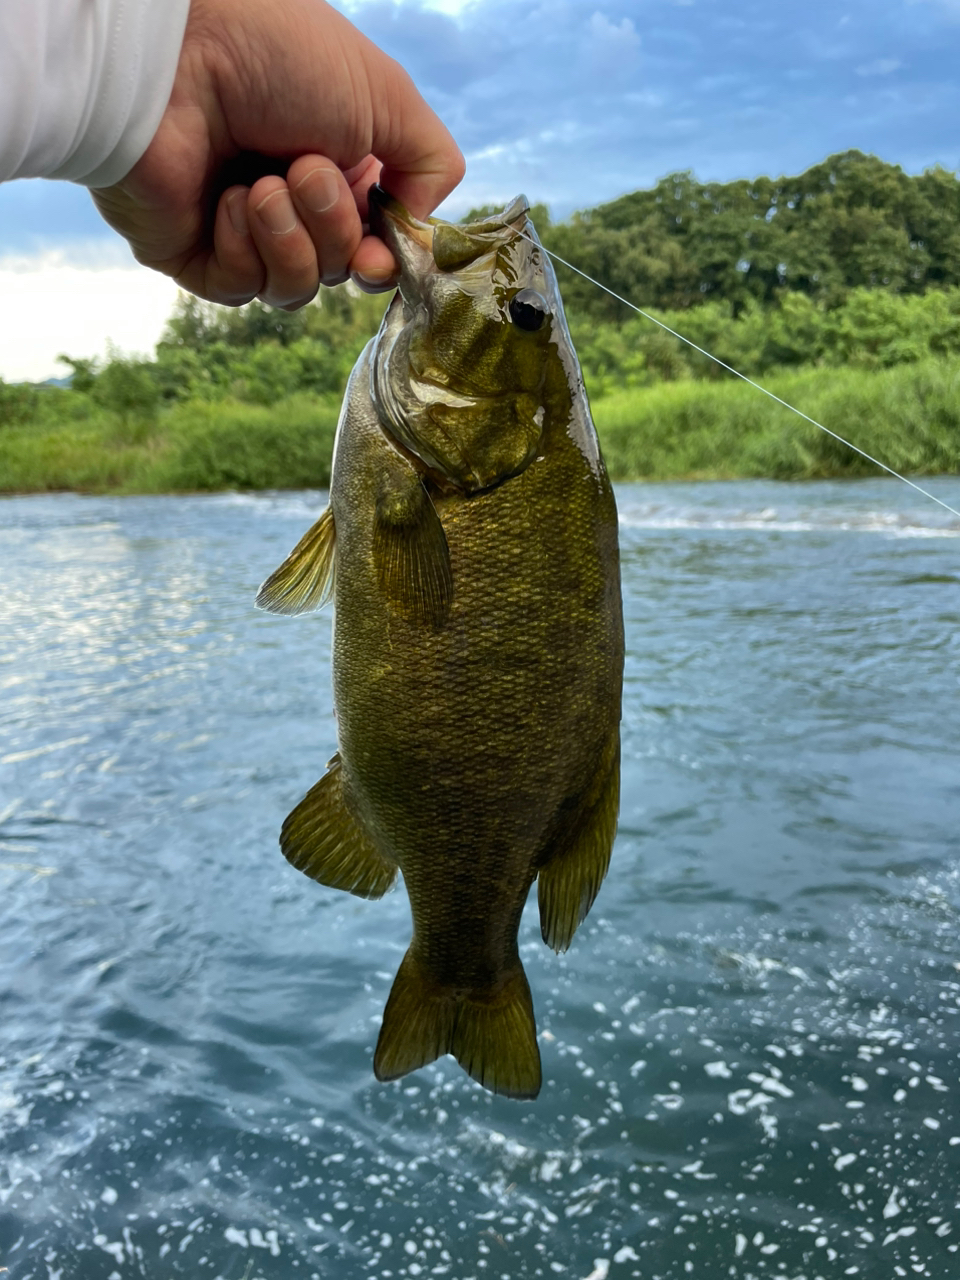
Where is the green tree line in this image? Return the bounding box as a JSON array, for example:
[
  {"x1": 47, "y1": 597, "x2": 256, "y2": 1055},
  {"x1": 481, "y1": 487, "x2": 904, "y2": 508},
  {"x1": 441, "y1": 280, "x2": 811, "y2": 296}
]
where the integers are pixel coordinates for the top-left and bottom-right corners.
[{"x1": 538, "y1": 148, "x2": 960, "y2": 321}]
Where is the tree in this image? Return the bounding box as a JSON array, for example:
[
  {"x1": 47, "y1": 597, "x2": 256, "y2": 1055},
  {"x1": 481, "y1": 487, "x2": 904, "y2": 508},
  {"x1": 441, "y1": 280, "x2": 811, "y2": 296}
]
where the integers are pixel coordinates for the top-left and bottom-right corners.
[
  {"x1": 540, "y1": 151, "x2": 960, "y2": 321},
  {"x1": 57, "y1": 354, "x2": 99, "y2": 395},
  {"x1": 94, "y1": 348, "x2": 160, "y2": 425}
]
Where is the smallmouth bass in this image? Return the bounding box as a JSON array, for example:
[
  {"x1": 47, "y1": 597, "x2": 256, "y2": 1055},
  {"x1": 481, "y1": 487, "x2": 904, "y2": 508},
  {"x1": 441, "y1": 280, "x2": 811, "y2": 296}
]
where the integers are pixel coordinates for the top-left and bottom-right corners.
[{"x1": 257, "y1": 189, "x2": 623, "y2": 1099}]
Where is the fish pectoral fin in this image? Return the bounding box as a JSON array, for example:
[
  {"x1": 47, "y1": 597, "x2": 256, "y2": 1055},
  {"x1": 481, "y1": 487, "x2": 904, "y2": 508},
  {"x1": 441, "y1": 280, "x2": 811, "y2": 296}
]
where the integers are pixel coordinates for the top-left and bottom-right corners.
[
  {"x1": 255, "y1": 505, "x2": 336, "y2": 615},
  {"x1": 374, "y1": 952, "x2": 542, "y2": 1101},
  {"x1": 537, "y1": 732, "x2": 620, "y2": 954},
  {"x1": 373, "y1": 475, "x2": 452, "y2": 629},
  {"x1": 280, "y1": 753, "x2": 397, "y2": 899}
]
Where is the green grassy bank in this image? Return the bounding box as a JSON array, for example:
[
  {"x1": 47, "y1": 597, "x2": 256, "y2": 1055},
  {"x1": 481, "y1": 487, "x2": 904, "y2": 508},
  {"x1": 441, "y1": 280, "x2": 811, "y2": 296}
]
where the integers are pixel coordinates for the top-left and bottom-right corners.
[
  {"x1": 593, "y1": 358, "x2": 960, "y2": 481},
  {"x1": 2, "y1": 359, "x2": 959, "y2": 494},
  {"x1": 0, "y1": 394, "x2": 340, "y2": 494}
]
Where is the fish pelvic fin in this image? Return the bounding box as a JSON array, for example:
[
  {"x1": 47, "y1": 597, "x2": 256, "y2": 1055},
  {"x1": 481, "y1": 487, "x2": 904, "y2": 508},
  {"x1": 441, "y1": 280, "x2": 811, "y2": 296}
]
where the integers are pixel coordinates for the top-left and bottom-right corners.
[
  {"x1": 373, "y1": 473, "x2": 452, "y2": 629},
  {"x1": 280, "y1": 753, "x2": 397, "y2": 899},
  {"x1": 256, "y1": 505, "x2": 336, "y2": 614},
  {"x1": 537, "y1": 730, "x2": 620, "y2": 954},
  {"x1": 374, "y1": 952, "x2": 542, "y2": 1100}
]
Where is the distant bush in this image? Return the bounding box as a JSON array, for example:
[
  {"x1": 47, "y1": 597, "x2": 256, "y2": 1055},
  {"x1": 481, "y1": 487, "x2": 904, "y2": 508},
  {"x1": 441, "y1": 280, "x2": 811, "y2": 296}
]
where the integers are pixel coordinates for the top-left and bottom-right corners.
[
  {"x1": 0, "y1": 378, "x2": 40, "y2": 428},
  {"x1": 135, "y1": 395, "x2": 339, "y2": 492},
  {"x1": 152, "y1": 288, "x2": 387, "y2": 405},
  {"x1": 93, "y1": 351, "x2": 160, "y2": 434}
]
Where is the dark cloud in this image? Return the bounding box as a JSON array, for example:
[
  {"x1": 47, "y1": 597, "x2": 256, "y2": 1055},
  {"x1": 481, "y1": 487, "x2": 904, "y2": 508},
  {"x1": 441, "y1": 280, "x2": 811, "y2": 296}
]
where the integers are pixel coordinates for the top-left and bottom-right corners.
[{"x1": 1, "y1": 0, "x2": 958, "y2": 253}]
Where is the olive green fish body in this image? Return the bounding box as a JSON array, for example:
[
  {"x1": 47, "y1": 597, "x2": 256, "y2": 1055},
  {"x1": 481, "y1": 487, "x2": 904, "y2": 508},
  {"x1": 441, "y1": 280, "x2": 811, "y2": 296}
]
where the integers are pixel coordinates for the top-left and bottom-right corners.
[{"x1": 258, "y1": 192, "x2": 623, "y2": 1099}]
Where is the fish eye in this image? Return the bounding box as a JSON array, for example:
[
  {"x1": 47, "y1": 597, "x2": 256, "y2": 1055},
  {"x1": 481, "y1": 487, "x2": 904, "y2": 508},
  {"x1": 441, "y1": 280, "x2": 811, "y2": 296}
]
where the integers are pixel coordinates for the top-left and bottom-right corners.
[{"x1": 508, "y1": 289, "x2": 548, "y2": 332}]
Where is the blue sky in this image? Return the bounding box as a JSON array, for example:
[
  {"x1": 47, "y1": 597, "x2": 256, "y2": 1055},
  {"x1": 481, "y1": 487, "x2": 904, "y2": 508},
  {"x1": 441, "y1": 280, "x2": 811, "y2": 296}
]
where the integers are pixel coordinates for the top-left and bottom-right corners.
[
  {"x1": 1, "y1": 0, "x2": 959, "y2": 378},
  {"x1": 344, "y1": 0, "x2": 960, "y2": 214}
]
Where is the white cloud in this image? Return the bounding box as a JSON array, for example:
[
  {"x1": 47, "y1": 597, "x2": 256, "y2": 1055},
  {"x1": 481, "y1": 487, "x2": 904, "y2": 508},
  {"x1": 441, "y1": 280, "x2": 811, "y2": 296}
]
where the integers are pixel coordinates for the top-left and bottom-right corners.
[
  {"x1": 855, "y1": 57, "x2": 902, "y2": 76},
  {"x1": 419, "y1": 0, "x2": 477, "y2": 12},
  {"x1": 0, "y1": 247, "x2": 179, "y2": 383},
  {"x1": 588, "y1": 11, "x2": 641, "y2": 48},
  {"x1": 909, "y1": 0, "x2": 960, "y2": 15}
]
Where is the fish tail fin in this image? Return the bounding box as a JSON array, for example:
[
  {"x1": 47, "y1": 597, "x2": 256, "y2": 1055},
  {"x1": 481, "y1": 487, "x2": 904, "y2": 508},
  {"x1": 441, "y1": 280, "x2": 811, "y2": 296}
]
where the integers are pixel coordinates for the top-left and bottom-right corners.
[
  {"x1": 451, "y1": 964, "x2": 542, "y2": 1100},
  {"x1": 374, "y1": 951, "x2": 541, "y2": 1100},
  {"x1": 373, "y1": 950, "x2": 457, "y2": 1083}
]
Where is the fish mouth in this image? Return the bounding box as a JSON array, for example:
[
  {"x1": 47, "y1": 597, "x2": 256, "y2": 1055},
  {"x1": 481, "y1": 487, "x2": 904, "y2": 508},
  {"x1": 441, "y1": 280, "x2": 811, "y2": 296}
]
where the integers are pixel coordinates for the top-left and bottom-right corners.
[
  {"x1": 368, "y1": 184, "x2": 530, "y2": 231},
  {"x1": 369, "y1": 185, "x2": 534, "y2": 274},
  {"x1": 368, "y1": 185, "x2": 433, "y2": 254}
]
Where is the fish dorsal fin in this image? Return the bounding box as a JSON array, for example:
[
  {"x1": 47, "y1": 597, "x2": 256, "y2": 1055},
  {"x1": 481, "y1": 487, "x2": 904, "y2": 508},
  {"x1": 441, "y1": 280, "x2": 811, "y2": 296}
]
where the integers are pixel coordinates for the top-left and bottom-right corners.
[
  {"x1": 537, "y1": 730, "x2": 620, "y2": 953},
  {"x1": 255, "y1": 505, "x2": 336, "y2": 615},
  {"x1": 281, "y1": 753, "x2": 397, "y2": 899},
  {"x1": 373, "y1": 473, "x2": 453, "y2": 629},
  {"x1": 374, "y1": 950, "x2": 542, "y2": 1100}
]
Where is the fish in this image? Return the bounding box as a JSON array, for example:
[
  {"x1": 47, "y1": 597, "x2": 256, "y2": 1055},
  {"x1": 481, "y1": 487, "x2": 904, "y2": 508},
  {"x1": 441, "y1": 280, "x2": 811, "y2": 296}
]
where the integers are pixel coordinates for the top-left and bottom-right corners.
[{"x1": 256, "y1": 188, "x2": 623, "y2": 1099}]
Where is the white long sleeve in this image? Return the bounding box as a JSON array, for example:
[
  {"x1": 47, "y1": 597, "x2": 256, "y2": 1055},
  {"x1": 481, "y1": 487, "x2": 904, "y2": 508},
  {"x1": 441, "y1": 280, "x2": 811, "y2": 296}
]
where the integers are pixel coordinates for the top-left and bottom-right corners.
[{"x1": 0, "y1": 0, "x2": 191, "y2": 187}]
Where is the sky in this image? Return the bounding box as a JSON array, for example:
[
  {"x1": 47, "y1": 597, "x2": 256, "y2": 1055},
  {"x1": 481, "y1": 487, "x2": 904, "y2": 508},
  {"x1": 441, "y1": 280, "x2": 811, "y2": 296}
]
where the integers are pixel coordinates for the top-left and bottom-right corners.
[{"x1": 1, "y1": 0, "x2": 960, "y2": 381}]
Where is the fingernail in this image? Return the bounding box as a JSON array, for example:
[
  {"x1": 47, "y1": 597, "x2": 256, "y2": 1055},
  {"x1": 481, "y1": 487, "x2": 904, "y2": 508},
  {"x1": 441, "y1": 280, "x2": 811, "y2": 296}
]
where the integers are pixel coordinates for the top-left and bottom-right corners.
[
  {"x1": 226, "y1": 190, "x2": 249, "y2": 236},
  {"x1": 295, "y1": 167, "x2": 339, "y2": 214},
  {"x1": 256, "y1": 189, "x2": 298, "y2": 235},
  {"x1": 353, "y1": 268, "x2": 395, "y2": 290}
]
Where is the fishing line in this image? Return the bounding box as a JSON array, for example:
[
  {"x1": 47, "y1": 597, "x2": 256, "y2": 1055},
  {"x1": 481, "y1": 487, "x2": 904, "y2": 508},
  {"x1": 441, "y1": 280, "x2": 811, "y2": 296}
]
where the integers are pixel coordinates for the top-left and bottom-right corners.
[{"x1": 520, "y1": 230, "x2": 960, "y2": 522}]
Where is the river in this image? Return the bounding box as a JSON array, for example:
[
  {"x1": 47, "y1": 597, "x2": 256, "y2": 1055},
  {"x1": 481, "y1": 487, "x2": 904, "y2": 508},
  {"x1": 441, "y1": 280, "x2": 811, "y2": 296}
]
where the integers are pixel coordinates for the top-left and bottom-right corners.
[{"x1": 2, "y1": 478, "x2": 959, "y2": 1279}]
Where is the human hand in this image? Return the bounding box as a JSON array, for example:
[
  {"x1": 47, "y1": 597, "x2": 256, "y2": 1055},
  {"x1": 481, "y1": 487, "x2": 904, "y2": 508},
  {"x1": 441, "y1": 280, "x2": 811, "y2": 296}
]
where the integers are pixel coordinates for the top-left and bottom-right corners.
[{"x1": 90, "y1": 0, "x2": 464, "y2": 308}]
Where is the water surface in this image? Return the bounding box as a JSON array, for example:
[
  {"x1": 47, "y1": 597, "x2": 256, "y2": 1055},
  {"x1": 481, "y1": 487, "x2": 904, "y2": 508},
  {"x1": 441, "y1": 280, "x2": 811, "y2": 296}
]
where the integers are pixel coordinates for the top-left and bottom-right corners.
[{"x1": 2, "y1": 479, "x2": 959, "y2": 1279}]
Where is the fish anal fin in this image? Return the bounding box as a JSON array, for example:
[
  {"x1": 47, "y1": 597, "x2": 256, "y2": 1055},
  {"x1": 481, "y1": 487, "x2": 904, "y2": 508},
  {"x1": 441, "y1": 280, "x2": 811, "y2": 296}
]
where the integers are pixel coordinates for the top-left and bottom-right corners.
[
  {"x1": 373, "y1": 474, "x2": 452, "y2": 629},
  {"x1": 538, "y1": 733, "x2": 620, "y2": 954},
  {"x1": 280, "y1": 753, "x2": 396, "y2": 899},
  {"x1": 256, "y1": 505, "x2": 336, "y2": 615},
  {"x1": 374, "y1": 952, "x2": 541, "y2": 1100}
]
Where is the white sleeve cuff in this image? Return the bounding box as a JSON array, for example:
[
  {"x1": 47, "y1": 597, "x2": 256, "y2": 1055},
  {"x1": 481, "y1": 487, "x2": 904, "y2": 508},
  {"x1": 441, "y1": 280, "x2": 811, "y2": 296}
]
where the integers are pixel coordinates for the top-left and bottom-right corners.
[{"x1": 0, "y1": 0, "x2": 192, "y2": 188}]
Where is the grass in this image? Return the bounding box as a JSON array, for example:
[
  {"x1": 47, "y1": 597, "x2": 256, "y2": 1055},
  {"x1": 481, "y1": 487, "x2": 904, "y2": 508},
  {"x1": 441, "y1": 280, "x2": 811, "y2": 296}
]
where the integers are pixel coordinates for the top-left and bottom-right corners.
[
  {"x1": 2, "y1": 359, "x2": 960, "y2": 494},
  {"x1": 0, "y1": 394, "x2": 339, "y2": 494},
  {"x1": 592, "y1": 358, "x2": 960, "y2": 482}
]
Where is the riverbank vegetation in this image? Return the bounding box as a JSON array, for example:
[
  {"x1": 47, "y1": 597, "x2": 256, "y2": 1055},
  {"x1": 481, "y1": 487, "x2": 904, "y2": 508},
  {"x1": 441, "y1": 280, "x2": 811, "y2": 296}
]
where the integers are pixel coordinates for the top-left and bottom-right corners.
[{"x1": 3, "y1": 150, "x2": 960, "y2": 492}]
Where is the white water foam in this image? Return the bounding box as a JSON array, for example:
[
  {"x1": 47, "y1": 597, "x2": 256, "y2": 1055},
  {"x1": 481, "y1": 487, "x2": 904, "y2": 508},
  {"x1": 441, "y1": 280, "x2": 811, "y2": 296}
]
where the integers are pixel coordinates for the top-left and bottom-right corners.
[{"x1": 617, "y1": 504, "x2": 960, "y2": 537}]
